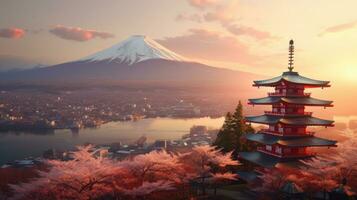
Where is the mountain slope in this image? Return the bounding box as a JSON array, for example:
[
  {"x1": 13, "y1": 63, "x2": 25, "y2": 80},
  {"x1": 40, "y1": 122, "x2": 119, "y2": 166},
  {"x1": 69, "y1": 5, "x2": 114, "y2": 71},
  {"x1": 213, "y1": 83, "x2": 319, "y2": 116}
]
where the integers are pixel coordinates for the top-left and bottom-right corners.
[
  {"x1": 3, "y1": 59, "x2": 255, "y2": 83},
  {"x1": 0, "y1": 55, "x2": 45, "y2": 72},
  {"x1": 0, "y1": 35, "x2": 259, "y2": 86}
]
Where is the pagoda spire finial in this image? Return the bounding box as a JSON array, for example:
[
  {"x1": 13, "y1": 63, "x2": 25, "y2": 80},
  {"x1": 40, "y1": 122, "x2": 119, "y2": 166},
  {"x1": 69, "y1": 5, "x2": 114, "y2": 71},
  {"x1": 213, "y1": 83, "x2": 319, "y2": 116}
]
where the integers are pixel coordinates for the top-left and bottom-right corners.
[{"x1": 288, "y1": 39, "x2": 294, "y2": 72}]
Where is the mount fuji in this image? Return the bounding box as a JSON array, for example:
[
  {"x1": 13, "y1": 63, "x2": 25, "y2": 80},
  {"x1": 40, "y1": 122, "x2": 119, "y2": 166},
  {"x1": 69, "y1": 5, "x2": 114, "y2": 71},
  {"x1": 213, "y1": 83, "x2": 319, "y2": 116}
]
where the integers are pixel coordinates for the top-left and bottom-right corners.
[
  {"x1": 80, "y1": 35, "x2": 187, "y2": 65},
  {"x1": 1, "y1": 35, "x2": 258, "y2": 86}
]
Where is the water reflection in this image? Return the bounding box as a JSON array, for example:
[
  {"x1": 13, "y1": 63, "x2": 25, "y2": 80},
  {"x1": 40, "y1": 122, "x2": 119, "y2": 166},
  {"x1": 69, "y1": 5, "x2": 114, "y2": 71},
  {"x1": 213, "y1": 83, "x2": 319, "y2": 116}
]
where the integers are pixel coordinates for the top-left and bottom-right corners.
[
  {"x1": 0, "y1": 129, "x2": 55, "y2": 136},
  {"x1": 0, "y1": 116, "x2": 355, "y2": 165},
  {"x1": 0, "y1": 117, "x2": 224, "y2": 164}
]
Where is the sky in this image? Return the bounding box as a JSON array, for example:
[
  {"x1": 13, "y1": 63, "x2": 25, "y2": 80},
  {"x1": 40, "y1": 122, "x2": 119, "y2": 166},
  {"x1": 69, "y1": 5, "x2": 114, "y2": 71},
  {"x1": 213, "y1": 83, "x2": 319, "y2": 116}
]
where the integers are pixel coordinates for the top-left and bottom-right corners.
[{"x1": 1, "y1": 0, "x2": 357, "y2": 114}]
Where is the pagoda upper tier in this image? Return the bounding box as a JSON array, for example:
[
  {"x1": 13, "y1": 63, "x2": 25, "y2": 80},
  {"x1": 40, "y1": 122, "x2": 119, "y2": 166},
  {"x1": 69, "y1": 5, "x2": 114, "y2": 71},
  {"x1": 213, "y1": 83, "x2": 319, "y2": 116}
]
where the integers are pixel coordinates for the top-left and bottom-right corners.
[
  {"x1": 245, "y1": 133, "x2": 336, "y2": 148},
  {"x1": 253, "y1": 71, "x2": 330, "y2": 88},
  {"x1": 245, "y1": 115, "x2": 334, "y2": 126},
  {"x1": 249, "y1": 96, "x2": 333, "y2": 107}
]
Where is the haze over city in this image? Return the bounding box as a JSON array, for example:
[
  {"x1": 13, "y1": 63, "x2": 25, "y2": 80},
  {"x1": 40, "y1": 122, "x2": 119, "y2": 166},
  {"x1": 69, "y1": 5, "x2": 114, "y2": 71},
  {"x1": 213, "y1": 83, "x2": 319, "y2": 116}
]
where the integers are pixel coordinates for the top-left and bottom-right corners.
[{"x1": 1, "y1": 0, "x2": 357, "y2": 114}]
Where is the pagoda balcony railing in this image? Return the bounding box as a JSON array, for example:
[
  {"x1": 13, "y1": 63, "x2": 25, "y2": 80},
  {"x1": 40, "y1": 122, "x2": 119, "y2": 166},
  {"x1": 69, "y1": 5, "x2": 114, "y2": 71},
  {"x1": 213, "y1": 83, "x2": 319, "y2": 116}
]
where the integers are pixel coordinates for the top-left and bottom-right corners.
[
  {"x1": 264, "y1": 111, "x2": 312, "y2": 116},
  {"x1": 268, "y1": 92, "x2": 311, "y2": 97},
  {"x1": 275, "y1": 85, "x2": 304, "y2": 89},
  {"x1": 260, "y1": 129, "x2": 315, "y2": 136},
  {"x1": 257, "y1": 148, "x2": 316, "y2": 158}
]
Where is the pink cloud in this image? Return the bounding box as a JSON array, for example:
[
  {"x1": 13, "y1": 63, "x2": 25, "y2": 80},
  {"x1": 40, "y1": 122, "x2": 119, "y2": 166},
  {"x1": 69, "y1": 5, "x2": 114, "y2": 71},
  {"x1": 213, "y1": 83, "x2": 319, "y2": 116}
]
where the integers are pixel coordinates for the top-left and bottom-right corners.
[
  {"x1": 180, "y1": 0, "x2": 238, "y2": 24},
  {"x1": 0, "y1": 28, "x2": 25, "y2": 39},
  {"x1": 203, "y1": 1, "x2": 238, "y2": 24},
  {"x1": 182, "y1": 0, "x2": 277, "y2": 41},
  {"x1": 157, "y1": 29, "x2": 258, "y2": 65},
  {"x1": 203, "y1": 9, "x2": 235, "y2": 24},
  {"x1": 188, "y1": 0, "x2": 218, "y2": 9},
  {"x1": 49, "y1": 25, "x2": 114, "y2": 42},
  {"x1": 319, "y1": 21, "x2": 357, "y2": 36},
  {"x1": 225, "y1": 24, "x2": 278, "y2": 41},
  {"x1": 176, "y1": 13, "x2": 202, "y2": 23}
]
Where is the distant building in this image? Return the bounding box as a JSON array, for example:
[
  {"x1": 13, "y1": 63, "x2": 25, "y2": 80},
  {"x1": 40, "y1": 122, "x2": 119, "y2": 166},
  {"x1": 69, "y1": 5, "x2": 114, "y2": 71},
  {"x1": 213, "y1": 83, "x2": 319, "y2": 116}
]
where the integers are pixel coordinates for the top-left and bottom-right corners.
[
  {"x1": 190, "y1": 125, "x2": 208, "y2": 136},
  {"x1": 171, "y1": 101, "x2": 199, "y2": 117},
  {"x1": 135, "y1": 135, "x2": 147, "y2": 147},
  {"x1": 43, "y1": 148, "x2": 67, "y2": 160},
  {"x1": 181, "y1": 125, "x2": 218, "y2": 146},
  {"x1": 153, "y1": 140, "x2": 169, "y2": 149}
]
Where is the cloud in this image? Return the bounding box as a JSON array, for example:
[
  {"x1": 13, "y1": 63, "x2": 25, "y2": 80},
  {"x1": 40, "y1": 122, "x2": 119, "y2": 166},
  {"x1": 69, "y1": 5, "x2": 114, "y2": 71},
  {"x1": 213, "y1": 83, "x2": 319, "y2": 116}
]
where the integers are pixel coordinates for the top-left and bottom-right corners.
[
  {"x1": 0, "y1": 28, "x2": 25, "y2": 39},
  {"x1": 203, "y1": 9, "x2": 235, "y2": 25},
  {"x1": 187, "y1": 0, "x2": 218, "y2": 9},
  {"x1": 49, "y1": 25, "x2": 114, "y2": 42},
  {"x1": 180, "y1": 0, "x2": 276, "y2": 41},
  {"x1": 157, "y1": 29, "x2": 258, "y2": 65},
  {"x1": 176, "y1": 13, "x2": 202, "y2": 23},
  {"x1": 203, "y1": 1, "x2": 239, "y2": 24},
  {"x1": 319, "y1": 20, "x2": 357, "y2": 36},
  {"x1": 178, "y1": 0, "x2": 237, "y2": 24},
  {"x1": 225, "y1": 24, "x2": 278, "y2": 41}
]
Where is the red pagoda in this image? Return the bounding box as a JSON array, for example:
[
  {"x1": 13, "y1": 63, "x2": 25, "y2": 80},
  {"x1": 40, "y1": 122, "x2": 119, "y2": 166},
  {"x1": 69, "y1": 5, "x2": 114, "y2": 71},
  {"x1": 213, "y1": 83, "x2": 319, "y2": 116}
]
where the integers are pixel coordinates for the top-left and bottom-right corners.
[{"x1": 239, "y1": 40, "x2": 336, "y2": 168}]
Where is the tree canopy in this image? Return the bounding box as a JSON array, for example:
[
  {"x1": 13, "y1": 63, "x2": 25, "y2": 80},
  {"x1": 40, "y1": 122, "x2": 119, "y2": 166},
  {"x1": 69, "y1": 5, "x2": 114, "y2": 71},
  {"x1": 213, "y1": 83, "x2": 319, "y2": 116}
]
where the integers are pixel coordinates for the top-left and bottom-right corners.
[
  {"x1": 214, "y1": 101, "x2": 255, "y2": 156},
  {"x1": 9, "y1": 145, "x2": 239, "y2": 200}
]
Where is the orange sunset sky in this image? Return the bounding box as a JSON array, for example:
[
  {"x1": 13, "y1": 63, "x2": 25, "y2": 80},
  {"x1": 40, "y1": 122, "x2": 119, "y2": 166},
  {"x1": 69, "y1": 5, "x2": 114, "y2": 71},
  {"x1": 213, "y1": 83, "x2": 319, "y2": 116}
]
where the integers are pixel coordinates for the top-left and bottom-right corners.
[{"x1": 1, "y1": 0, "x2": 357, "y2": 114}]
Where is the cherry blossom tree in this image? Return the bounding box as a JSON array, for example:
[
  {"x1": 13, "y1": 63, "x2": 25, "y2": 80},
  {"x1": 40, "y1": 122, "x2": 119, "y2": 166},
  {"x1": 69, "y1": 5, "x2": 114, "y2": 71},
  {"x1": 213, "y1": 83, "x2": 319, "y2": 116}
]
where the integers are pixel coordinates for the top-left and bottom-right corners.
[
  {"x1": 10, "y1": 145, "x2": 119, "y2": 200},
  {"x1": 258, "y1": 130, "x2": 357, "y2": 198},
  {"x1": 257, "y1": 165, "x2": 336, "y2": 200},
  {"x1": 179, "y1": 145, "x2": 240, "y2": 195},
  {"x1": 209, "y1": 172, "x2": 237, "y2": 195},
  {"x1": 299, "y1": 130, "x2": 357, "y2": 196},
  {"x1": 258, "y1": 157, "x2": 350, "y2": 200},
  {"x1": 122, "y1": 181, "x2": 174, "y2": 197},
  {"x1": 256, "y1": 167, "x2": 298, "y2": 193},
  {"x1": 299, "y1": 156, "x2": 339, "y2": 196},
  {"x1": 112, "y1": 150, "x2": 182, "y2": 199},
  {"x1": 118, "y1": 150, "x2": 181, "y2": 183},
  {"x1": 9, "y1": 145, "x2": 240, "y2": 199},
  {"x1": 10, "y1": 147, "x2": 177, "y2": 200},
  {"x1": 333, "y1": 129, "x2": 357, "y2": 191}
]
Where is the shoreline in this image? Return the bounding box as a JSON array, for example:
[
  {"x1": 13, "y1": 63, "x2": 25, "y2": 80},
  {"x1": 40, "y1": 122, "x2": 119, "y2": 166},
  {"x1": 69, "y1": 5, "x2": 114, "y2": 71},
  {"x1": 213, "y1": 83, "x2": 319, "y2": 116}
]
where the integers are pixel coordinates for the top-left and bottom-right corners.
[{"x1": 0, "y1": 115, "x2": 224, "y2": 133}]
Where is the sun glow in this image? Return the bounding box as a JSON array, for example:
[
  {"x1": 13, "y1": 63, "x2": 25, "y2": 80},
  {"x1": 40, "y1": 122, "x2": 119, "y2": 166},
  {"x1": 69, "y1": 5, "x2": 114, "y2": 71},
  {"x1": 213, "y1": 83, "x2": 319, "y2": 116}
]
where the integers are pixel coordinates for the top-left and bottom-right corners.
[{"x1": 339, "y1": 65, "x2": 357, "y2": 82}]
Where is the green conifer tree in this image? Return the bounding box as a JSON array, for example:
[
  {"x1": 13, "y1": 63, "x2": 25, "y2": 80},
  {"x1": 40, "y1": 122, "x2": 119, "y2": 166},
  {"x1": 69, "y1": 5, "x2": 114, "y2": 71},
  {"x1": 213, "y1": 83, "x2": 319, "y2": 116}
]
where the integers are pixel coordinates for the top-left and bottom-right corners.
[
  {"x1": 214, "y1": 112, "x2": 235, "y2": 152},
  {"x1": 214, "y1": 101, "x2": 255, "y2": 155}
]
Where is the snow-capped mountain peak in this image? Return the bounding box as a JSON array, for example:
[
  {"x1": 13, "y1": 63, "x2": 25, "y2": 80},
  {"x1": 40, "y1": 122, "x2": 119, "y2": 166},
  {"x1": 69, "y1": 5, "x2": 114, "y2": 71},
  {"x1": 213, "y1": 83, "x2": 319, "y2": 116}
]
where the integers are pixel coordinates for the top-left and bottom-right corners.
[{"x1": 80, "y1": 35, "x2": 187, "y2": 65}]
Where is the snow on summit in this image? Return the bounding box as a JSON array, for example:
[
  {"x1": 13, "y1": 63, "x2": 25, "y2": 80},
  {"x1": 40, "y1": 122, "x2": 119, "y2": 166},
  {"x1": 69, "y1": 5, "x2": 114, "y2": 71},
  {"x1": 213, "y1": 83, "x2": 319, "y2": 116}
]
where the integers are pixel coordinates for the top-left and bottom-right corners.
[{"x1": 81, "y1": 35, "x2": 187, "y2": 65}]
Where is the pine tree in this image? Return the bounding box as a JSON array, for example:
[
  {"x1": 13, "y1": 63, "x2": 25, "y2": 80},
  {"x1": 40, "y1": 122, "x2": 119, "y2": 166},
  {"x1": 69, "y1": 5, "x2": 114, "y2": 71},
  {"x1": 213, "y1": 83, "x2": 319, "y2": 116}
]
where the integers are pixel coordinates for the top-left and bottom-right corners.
[
  {"x1": 214, "y1": 101, "x2": 255, "y2": 155},
  {"x1": 214, "y1": 112, "x2": 235, "y2": 152}
]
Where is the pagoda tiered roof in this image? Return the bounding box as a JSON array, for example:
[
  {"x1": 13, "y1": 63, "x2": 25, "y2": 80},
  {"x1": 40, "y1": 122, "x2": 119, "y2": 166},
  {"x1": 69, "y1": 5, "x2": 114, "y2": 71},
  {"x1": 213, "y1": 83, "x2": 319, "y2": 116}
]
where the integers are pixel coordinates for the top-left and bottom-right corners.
[
  {"x1": 239, "y1": 151, "x2": 303, "y2": 168},
  {"x1": 245, "y1": 115, "x2": 334, "y2": 126},
  {"x1": 245, "y1": 133, "x2": 336, "y2": 147},
  {"x1": 249, "y1": 96, "x2": 333, "y2": 106},
  {"x1": 253, "y1": 71, "x2": 330, "y2": 87}
]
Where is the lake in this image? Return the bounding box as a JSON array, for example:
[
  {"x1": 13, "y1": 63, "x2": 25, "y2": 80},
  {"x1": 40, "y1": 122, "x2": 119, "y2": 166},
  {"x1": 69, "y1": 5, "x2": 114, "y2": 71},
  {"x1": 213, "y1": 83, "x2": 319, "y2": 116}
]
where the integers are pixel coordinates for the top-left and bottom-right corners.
[
  {"x1": 1, "y1": 115, "x2": 356, "y2": 165},
  {"x1": 0, "y1": 117, "x2": 225, "y2": 165}
]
